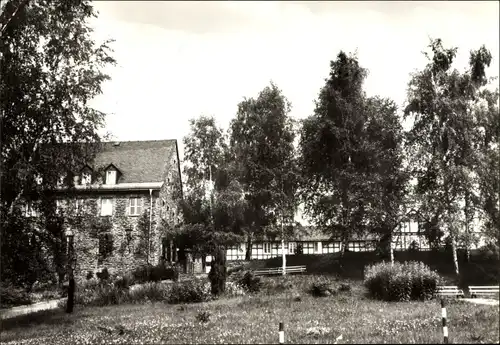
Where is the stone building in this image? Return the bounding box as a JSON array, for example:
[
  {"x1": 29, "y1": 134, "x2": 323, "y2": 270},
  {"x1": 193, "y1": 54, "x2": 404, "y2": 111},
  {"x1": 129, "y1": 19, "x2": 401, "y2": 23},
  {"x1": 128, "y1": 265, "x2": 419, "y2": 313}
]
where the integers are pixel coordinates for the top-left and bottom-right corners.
[{"x1": 53, "y1": 139, "x2": 183, "y2": 280}]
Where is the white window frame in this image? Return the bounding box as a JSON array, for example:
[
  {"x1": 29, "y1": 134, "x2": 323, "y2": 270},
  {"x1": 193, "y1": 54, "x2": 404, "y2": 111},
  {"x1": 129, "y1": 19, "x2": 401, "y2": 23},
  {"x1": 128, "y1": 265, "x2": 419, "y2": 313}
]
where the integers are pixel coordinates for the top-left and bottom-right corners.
[
  {"x1": 129, "y1": 197, "x2": 143, "y2": 216},
  {"x1": 288, "y1": 242, "x2": 296, "y2": 254},
  {"x1": 82, "y1": 171, "x2": 91, "y2": 185},
  {"x1": 56, "y1": 199, "x2": 64, "y2": 214},
  {"x1": 314, "y1": 242, "x2": 319, "y2": 253},
  {"x1": 75, "y1": 199, "x2": 85, "y2": 213},
  {"x1": 105, "y1": 170, "x2": 117, "y2": 185},
  {"x1": 100, "y1": 198, "x2": 113, "y2": 216},
  {"x1": 263, "y1": 242, "x2": 271, "y2": 254},
  {"x1": 57, "y1": 175, "x2": 65, "y2": 187},
  {"x1": 25, "y1": 202, "x2": 39, "y2": 218}
]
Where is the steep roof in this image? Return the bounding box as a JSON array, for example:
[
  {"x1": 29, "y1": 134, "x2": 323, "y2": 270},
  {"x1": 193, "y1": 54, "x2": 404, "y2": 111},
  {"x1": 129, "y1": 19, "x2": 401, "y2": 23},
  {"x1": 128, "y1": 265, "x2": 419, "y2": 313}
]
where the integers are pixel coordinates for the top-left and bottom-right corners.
[
  {"x1": 262, "y1": 225, "x2": 380, "y2": 242},
  {"x1": 89, "y1": 140, "x2": 178, "y2": 183}
]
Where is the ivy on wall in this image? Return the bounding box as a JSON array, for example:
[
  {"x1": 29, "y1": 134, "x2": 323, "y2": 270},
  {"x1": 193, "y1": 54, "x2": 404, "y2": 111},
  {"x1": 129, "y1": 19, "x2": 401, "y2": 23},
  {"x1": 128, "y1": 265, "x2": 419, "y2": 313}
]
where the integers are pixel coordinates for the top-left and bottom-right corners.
[{"x1": 135, "y1": 209, "x2": 151, "y2": 258}]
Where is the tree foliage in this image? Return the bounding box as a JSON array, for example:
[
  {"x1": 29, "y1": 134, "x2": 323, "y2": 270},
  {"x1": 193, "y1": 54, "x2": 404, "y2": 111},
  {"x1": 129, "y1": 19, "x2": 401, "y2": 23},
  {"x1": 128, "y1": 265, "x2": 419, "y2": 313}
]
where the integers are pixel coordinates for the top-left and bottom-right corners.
[
  {"x1": 0, "y1": 0, "x2": 115, "y2": 288},
  {"x1": 299, "y1": 52, "x2": 407, "y2": 257},
  {"x1": 230, "y1": 82, "x2": 300, "y2": 258},
  {"x1": 404, "y1": 38, "x2": 497, "y2": 272}
]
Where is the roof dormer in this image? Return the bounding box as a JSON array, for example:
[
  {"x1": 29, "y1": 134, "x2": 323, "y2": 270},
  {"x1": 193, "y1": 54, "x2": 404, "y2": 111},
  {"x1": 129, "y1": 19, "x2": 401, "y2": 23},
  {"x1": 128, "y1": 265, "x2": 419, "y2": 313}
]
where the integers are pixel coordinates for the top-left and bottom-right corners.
[
  {"x1": 104, "y1": 164, "x2": 120, "y2": 185},
  {"x1": 81, "y1": 165, "x2": 92, "y2": 185}
]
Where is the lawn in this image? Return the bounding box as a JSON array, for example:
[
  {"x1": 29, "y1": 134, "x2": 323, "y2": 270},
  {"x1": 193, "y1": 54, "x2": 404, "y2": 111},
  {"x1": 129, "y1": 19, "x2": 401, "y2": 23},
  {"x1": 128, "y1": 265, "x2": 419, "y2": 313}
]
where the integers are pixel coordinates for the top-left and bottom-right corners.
[{"x1": 1, "y1": 276, "x2": 499, "y2": 344}]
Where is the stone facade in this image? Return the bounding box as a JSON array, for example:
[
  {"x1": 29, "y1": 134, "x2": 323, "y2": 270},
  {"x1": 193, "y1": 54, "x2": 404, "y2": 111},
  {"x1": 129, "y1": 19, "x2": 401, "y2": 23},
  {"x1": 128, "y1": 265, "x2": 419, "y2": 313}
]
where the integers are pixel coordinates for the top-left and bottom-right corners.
[{"x1": 54, "y1": 140, "x2": 183, "y2": 281}]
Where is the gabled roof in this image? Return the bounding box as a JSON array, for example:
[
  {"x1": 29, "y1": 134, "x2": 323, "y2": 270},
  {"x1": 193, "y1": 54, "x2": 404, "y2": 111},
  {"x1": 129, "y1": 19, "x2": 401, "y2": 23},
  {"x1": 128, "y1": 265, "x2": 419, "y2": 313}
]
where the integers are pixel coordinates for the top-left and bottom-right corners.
[
  {"x1": 89, "y1": 140, "x2": 178, "y2": 183},
  {"x1": 103, "y1": 163, "x2": 121, "y2": 174}
]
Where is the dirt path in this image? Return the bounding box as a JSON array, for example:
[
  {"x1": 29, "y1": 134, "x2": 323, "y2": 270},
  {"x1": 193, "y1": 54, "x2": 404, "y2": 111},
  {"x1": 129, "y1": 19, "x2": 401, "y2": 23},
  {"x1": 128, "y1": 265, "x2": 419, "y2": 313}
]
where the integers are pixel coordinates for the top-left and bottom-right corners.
[{"x1": 0, "y1": 298, "x2": 65, "y2": 320}]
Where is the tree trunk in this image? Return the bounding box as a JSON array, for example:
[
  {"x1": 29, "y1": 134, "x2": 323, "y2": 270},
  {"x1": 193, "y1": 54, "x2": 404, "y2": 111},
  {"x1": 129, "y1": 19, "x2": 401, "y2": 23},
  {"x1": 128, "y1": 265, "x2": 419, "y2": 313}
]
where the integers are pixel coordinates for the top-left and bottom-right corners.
[
  {"x1": 464, "y1": 191, "x2": 472, "y2": 263},
  {"x1": 340, "y1": 236, "x2": 348, "y2": 258},
  {"x1": 451, "y1": 234, "x2": 460, "y2": 276},
  {"x1": 340, "y1": 184, "x2": 349, "y2": 260},
  {"x1": 389, "y1": 232, "x2": 395, "y2": 266},
  {"x1": 245, "y1": 232, "x2": 252, "y2": 261},
  {"x1": 201, "y1": 255, "x2": 206, "y2": 272},
  {"x1": 208, "y1": 245, "x2": 226, "y2": 296}
]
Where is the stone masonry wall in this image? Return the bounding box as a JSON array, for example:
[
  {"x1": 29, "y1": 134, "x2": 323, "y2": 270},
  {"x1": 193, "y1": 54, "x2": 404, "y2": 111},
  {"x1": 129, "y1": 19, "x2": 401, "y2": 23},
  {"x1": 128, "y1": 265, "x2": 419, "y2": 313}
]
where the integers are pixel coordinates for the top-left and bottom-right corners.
[{"x1": 72, "y1": 143, "x2": 183, "y2": 281}]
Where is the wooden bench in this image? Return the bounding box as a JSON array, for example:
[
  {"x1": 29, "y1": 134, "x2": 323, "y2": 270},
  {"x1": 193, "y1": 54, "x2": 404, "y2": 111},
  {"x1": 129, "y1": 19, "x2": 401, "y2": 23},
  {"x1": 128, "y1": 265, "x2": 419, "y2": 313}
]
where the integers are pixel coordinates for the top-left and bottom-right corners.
[
  {"x1": 469, "y1": 286, "x2": 499, "y2": 298},
  {"x1": 253, "y1": 265, "x2": 307, "y2": 276},
  {"x1": 436, "y1": 285, "x2": 465, "y2": 298}
]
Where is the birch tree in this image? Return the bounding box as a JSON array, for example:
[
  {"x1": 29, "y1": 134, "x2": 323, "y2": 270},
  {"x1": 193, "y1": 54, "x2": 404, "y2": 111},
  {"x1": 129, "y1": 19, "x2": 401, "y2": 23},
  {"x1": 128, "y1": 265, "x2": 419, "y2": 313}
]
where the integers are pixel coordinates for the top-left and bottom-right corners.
[{"x1": 404, "y1": 38, "x2": 495, "y2": 275}]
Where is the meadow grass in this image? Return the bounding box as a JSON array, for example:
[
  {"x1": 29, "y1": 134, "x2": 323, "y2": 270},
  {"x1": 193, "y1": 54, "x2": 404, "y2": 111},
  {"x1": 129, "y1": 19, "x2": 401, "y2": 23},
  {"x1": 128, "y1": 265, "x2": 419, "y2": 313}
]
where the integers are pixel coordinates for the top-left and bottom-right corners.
[{"x1": 1, "y1": 275, "x2": 498, "y2": 344}]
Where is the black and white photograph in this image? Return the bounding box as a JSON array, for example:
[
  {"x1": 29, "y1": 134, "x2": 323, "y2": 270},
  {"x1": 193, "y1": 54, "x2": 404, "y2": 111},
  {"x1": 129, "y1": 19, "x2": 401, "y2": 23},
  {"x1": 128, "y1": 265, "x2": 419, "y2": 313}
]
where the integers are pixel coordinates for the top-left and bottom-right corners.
[{"x1": 1, "y1": 0, "x2": 499, "y2": 344}]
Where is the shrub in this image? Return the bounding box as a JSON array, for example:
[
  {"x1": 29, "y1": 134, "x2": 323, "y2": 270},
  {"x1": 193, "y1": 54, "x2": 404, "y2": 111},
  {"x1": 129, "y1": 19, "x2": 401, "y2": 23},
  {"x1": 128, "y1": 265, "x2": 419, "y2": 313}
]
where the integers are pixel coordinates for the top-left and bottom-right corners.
[
  {"x1": 75, "y1": 281, "x2": 129, "y2": 307},
  {"x1": 131, "y1": 264, "x2": 178, "y2": 284},
  {"x1": 230, "y1": 270, "x2": 261, "y2": 293},
  {"x1": 96, "y1": 267, "x2": 110, "y2": 282},
  {"x1": 195, "y1": 310, "x2": 211, "y2": 323},
  {"x1": 128, "y1": 282, "x2": 170, "y2": 303},
  {"x1": 338, "y1": 283, "x2": 352, "y2": 293},
  {"x1": 113, "y1": 274, "x2": 134, "y2": 290},
  {"x1": 309, "y1": 277, "x2": 336, "y2": 297},
  {"x1": 167, "y1": 279, "x2": 211, "y2": 304},
  {"x1": 364, "y1": 261, "x2": 441, "y2": 302},
  {"x1": 224, "y1": 281, "x2": 246, "y2": 297},
  {"x1": 0, "y1": 284, "x2": 32, "y2": 308},
  {"x1": 227, "y1": 264, "x2": 246, "y2": 276}
]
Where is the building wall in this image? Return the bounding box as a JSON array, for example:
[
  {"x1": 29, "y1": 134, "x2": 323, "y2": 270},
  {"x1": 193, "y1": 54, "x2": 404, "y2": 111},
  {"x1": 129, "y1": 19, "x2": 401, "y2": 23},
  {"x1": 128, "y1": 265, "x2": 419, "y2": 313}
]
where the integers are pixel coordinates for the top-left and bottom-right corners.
[
  {"x1": 70, "y1": 144, "x2": 182, "y2": 280},
  {"x1": 150, "y1": 143, "x2": 183, "y2": 265},
  {"x1": 71, "y1": 191, "x2": 163, "y2": 280}
]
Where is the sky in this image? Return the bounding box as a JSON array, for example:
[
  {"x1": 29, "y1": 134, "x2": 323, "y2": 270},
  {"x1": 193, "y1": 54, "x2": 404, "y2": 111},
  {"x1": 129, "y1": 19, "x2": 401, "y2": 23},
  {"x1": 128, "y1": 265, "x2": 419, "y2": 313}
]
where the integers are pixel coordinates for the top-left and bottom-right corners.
[
  {"x1": 90, "y1": 0, "x2": 499, "y2": 153},
  {"x1": 88, "y1": 1, "x2": 499, "y2": 225}
]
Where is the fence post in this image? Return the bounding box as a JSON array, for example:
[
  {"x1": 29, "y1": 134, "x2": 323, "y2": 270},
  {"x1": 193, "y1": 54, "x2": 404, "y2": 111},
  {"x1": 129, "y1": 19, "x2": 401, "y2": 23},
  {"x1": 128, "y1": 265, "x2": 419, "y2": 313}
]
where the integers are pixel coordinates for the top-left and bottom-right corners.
[
  {"x1": 441, "y1": 299, "x2": 448, "y2": 344},
  {"x1": 279, "y1": 322, "x2": 284, "y2": 344}
]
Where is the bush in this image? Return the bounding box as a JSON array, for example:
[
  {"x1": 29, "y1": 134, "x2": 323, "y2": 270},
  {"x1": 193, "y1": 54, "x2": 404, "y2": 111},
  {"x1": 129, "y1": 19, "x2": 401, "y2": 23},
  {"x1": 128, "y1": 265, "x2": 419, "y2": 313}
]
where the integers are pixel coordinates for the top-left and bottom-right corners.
[
  {"x1": 478, "y1": 243, "x2": 500, "y2": 261},
  {"x1": 230, "y1": 270, "x2": 261, "y2": 293},
  {"x1": 338, "y1": 283, "x2": 352, "y2": 293},
  {"x1": 75, "y1": 281, "x2": 129, "y2": 307},
  {"x1": 364, "y1": 261, "x2": 441, "y2": 302},
  {"x1": 309, "y1": 277, "x2": 336, "y2": 297},
  {"x1": 0, "y1": 284, "x2": 32, "y2": 308},
  {"x1": 167, "y1": 279, "x2": 211, "y2": 304},
  {"x1": 132, "y1": 264, "x2": 178, "y2": 284},
  {"x1": 227, "y1": 264, "x2": 246, "y2": 276},
  {"x1": 128, "y1": 282, "x2": 170, "y2": 303},
  {"x1": 224, "y1": 281, "x2": 246, "y2": 297},
  {"x1": 113, "y1": 274, "x2": 134, "y2": 290},
  {"x1": 96, "y1": 268, "x2": 110, "y2": 281},
  {"x1": 195, "y1": 310, "x2": 211, "y2": 323}
]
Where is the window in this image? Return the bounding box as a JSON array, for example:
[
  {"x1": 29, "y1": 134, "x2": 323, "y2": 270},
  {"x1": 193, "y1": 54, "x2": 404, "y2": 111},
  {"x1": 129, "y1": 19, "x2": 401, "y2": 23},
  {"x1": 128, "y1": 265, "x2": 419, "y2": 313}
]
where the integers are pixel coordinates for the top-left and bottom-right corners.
[
  {"x1": 56, "y1": 200, "x2": 65, "y2": 214},
  {"x1": 25, "y1": 202, "x2": 39, "y2": 217},
  {"x1": 314, "y1": 242, "x2": 319, "y2": 253},
  {"x1": 106, "y1": 170, "x2": 116, "y2": 185},
  {"x1": 100, "y1": 198, "x2": 113, "y2": 216},
  {"x1": 75, "y1": 199, "x2": 85, "y2": 213},
  {"x1": 129, "y1": 197, "x2": 142, "y2": 216},
  {"x1": 82, "y1": 171, "x2": 91, "y2": 185},
  {"x1": 57, "y1": 175, "x2": 65, "y2": 187},
  {"x1": 263, "y1": 243, "x2": 271, "y2": 254},
  {"x1": 288, "y1": 242, "x2": 296, "y2": 254}
]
